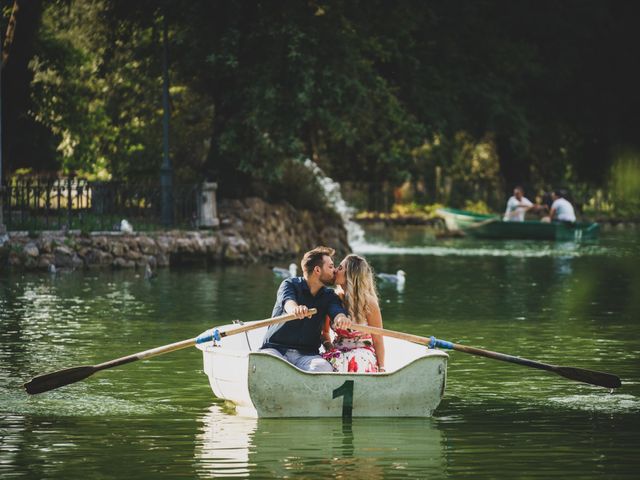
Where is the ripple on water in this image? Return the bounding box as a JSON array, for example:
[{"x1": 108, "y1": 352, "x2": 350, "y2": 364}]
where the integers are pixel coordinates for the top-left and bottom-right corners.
[
  {"x1": 0, "y1": 387, "x2": 179, "y2": 417},
  {"x1": 352, "y1": 243, "x2": 614, "y2": 258},
  {"x1": 547, "y1": 393, "x2": 640, "y2": 414}
]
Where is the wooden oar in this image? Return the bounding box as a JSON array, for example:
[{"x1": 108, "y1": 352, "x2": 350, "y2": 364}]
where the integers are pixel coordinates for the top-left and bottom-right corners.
[
  {"x1": 24, "y1": 309, "x2": 317, "y2": 395},
  {"x1": 351, "y1": 324, "x2": 621, "y2": 389}
]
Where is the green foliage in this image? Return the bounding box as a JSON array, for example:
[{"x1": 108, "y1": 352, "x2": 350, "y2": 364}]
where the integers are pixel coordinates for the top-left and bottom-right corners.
[
  {"x1": 264, "y1": 159, "x2": 325, "y2": 212},
  {"x1": 392, "y1": 202, "x2": 425, "y2": 217},
  {"x1": 608, "y1": 149, "x2": 640, "y2": 218},
  {"x1": 6, "y1": 0, "x2": 640, "y2": 217},
  {"x1": 357, "y1": 202, "x2": 447, "y2": 221},
  {"x1": 463, "y1": 200, "x2": 492, "y2": 215}
]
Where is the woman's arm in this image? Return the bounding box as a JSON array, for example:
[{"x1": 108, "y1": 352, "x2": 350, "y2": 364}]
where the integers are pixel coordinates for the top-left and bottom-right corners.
[
  {"x1": 367, "y1": 300, "x2": 386, "y2": 372},
  {"x1": 321, "y1": 317, "x2": 333, "y2": 351}
]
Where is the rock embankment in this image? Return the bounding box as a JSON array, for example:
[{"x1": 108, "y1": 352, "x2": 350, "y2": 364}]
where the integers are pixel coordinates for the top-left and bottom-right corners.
[{"x1": 0, "y1": 197, "x2": 350, "y2": 271}]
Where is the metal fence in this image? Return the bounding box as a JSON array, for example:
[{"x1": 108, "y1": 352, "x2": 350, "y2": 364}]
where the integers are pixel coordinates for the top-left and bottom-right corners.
[{"x1": 1, "y1": 177, "x2": 200, "y2": 231}]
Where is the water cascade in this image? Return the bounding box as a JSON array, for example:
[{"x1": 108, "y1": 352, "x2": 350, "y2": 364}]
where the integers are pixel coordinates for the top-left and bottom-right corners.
[
  {"x1": 302, "y1": 159, "x2": 607, "y2": 258},
  {"x1": 303, "y1": 159, "x2": 367, "y2": 249}
]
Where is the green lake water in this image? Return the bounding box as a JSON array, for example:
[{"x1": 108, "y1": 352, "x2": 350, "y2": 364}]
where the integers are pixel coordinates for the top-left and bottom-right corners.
[{"x1": 1, "y1": 227, "x2": 639, "y2": 478}]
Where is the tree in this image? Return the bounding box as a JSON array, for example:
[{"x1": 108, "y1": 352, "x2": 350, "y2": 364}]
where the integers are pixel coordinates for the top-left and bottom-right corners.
[
  {"x1": 3, "y1": 0, "x2": 639, "y2": 213},
  {"x1": 1, "y1": 0, "x2": 55, "y2": 174}
]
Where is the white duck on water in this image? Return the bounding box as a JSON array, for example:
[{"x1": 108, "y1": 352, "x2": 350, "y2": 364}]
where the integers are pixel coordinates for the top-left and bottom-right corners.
[
  {"x1": 272, "y1": 263, "x2": 297, "y2": 278},
  {"x1": 376, "y1": 270, "x2": 406, "y2": 287}
]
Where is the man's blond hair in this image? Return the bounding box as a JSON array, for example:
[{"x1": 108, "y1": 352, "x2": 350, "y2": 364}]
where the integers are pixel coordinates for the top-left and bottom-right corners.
[{"x1": 301, "y1": 246, "x2": 335, "y2": 276}]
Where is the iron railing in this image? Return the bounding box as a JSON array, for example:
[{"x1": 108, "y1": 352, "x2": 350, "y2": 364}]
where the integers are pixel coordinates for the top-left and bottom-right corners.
[{"x1": 1, "y1": 177, "x2": 200, "y2": 231}]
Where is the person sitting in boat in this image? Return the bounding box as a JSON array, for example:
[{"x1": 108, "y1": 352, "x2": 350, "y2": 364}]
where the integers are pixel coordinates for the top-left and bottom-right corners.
[
  {"x1": 322, "y1": 254, "x2": 386, "y2": 373},
  {"x1": 261, "y1": 246, "x2": 351, "y2": 372},
  {"x1": 541, "y1": 189, "x2": 576, "y2": 223},
  {"x1": 503, "y1": 186, "x2": 534, "y2": 222}
]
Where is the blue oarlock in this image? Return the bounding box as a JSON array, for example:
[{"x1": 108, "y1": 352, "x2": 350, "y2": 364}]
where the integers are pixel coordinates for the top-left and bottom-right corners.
[
  {"x1": 429, "y1": 336, "x2": 454, "y2": 350},
  {"x1": 196, "y1": 329, "x2": 221, "y2": 345}
]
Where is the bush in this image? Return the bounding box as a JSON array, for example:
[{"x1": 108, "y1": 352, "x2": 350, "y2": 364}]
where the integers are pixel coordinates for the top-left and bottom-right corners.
[{"x1": 463, "y1": 200, "x2": 492, "y2": 214}]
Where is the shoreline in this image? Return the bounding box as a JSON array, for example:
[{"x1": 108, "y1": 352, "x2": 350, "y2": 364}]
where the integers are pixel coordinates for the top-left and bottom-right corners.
[
  {"x1": 0, "y1": 197, "x2": 350, "y2": 272},
  {"x1": 355, "y1": 212, "x2": 639, "y2": 229}
]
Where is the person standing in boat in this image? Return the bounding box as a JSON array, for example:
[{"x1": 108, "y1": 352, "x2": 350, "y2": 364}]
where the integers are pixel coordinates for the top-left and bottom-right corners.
[
  {"x1": 322, "y1": 254, "x2": 386, "y2": 373},
  {"x1": 503, "y1": 186, "x2": 534, "y2": 222},
  {"x1": 261, "y1": 246, "x2": 351, "y2": 372},
  {"x1": 547, "y1": 189, "x2": 576, "y2": 223}
]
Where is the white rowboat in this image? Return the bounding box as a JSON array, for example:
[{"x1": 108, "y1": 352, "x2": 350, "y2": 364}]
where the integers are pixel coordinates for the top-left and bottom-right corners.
[{"x1": 196, "y1": 322, "x2": 448, "y2": 418}]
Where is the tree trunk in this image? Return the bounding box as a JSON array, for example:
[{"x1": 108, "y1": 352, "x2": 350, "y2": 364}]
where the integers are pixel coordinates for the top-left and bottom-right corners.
[
  {"x1": 2, "y1": 0, "x2": 52, "y2": 174},
  {"x1": 496, "y1": 133, "x2": 530, "y2": 196}
]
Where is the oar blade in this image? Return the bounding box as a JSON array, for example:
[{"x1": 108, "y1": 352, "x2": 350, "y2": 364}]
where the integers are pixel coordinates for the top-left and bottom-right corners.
[
  {"x1": 24, "y1": 366, "x2": 97, "y2": 395},
  {"x1": 555, "y1": 366, "x2": 621, "y2": 389}
]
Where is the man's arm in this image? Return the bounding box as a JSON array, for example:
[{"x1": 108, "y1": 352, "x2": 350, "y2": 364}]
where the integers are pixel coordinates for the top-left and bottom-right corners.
[
  {"x1": 321, "y1": 317, "x2": 333, "y2": 351},
  {"x1": 277, "y1": 279, "x2": 308, "y2": 319},
  {"x1": 326, "y1": 291, "x2": 351, "y2": 329},
  {"x1": 515, "y1": 198, "x2": 534, "y2": 210},
  {"x1": 284, "y1": 299, "x2": 310, "y2": 319}
]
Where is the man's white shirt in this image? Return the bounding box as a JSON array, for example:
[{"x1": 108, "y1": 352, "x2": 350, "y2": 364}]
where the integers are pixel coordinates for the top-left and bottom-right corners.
[
  {"x1": 503, "y1": 196, "x2": 533, "y2": 221},
  {"x1": 551, "y1": 197, "x2": 576, "y2": 222}
]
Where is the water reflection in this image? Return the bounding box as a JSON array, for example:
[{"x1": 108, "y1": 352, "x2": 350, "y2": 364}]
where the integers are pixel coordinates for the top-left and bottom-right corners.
[
  {"x1": 355, "y1": 226, "x2": 633, "y2": 260},
  {"x1": 195, "y1": 405, "x2": 445, "y2": 479},
  {"x1": 553, "y1": 255, "x2": 574, "y2": 276},
  {"x1": 2, "y1": 231, "x2": 639, "y2": 479}
]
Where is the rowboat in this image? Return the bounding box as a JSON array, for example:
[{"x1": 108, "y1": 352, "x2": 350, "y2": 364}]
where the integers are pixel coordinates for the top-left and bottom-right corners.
[
  {"x1": 437, "y1": 208, "x2": 599, "y2": 241},
  {"x1": 196, "y1": 322, "x2": 448, "y2": 418}
]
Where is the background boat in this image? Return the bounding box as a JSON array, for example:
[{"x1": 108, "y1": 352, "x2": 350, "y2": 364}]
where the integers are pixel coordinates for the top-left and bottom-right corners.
[{"x1": 437, "y1": 208, "x2": 599, "y2": 240}]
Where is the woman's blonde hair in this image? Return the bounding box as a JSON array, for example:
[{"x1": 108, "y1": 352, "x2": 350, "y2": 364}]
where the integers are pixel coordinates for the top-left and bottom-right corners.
[{"x1": 342, "y1": 254, "x2": 378, "y2": 325}]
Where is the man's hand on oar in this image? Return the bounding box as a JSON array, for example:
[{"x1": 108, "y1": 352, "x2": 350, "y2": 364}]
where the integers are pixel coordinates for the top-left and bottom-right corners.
[
  {"x1": 351, "y1": 324, "x2": 621, "y2": 389},
  {"x1": 24, "y1": 309, "x2": 317, "y2": 395}
]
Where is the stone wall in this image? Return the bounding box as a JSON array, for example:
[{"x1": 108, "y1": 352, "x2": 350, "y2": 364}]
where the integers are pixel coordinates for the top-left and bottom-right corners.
[{"x1": 0, "y1": 197, "x2": 350, "y2": 271}]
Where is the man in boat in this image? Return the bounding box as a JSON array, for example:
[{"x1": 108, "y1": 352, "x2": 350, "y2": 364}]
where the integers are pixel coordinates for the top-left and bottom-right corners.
[
  {"x1": 503, "y1": 186, "x2": 534, "y2": 222},
  {"x1": 546, "y1": 189, "x2": 576, "y2": 223},
  {"x1": 261, "y1": 246, "x2": 351, "y2": 372}
]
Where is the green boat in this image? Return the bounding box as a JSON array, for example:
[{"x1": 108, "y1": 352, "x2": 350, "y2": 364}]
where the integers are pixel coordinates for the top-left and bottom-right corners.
[{"x1": 436, "y1": 208, "x2": 599, "y2": 241}]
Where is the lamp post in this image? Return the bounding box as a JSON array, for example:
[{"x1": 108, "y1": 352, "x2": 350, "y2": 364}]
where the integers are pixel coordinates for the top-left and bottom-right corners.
[{"x1": 160, "y1": 14, "x2": 173, "y2": 227}]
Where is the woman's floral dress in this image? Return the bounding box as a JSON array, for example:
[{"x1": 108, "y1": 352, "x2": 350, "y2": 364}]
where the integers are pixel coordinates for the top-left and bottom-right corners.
[{"x1": 322, "y1": 326, "x2": 378, "y2": 373}]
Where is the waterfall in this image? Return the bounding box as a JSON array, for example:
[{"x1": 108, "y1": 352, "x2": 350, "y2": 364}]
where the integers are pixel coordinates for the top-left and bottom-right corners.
[
  {"x1": 298, "y1": 160, "x2": 611, "y2": 258},
  {"x1": 303, "y1": 159, "x2": 366, "y2": 248}
]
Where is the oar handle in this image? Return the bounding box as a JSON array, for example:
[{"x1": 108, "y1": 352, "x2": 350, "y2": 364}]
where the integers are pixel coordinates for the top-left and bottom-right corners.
[
  {"x1": 352, "y1": 323, "x2": 553, "y2": 365},
  {"x1": 193, "y1": 309, "x2": 318, "y2": 345},
  {"x1": 94, "y1": 309, "x2": 318, "y2": 371},
  {"x1": 351, "y1": 323, "x2": 431, "y2": 345},
  {"x1": 354, "y1": 323, "x2": 556, "y2": 371},
  {"x1": 349, "y1": 323, "x2": 621, "y2": 389}
]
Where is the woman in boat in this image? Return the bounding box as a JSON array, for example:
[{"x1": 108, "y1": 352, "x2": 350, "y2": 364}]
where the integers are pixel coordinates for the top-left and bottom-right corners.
[{"x1": 322, "y1": 254, "x2": 386, "y2": 373}]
